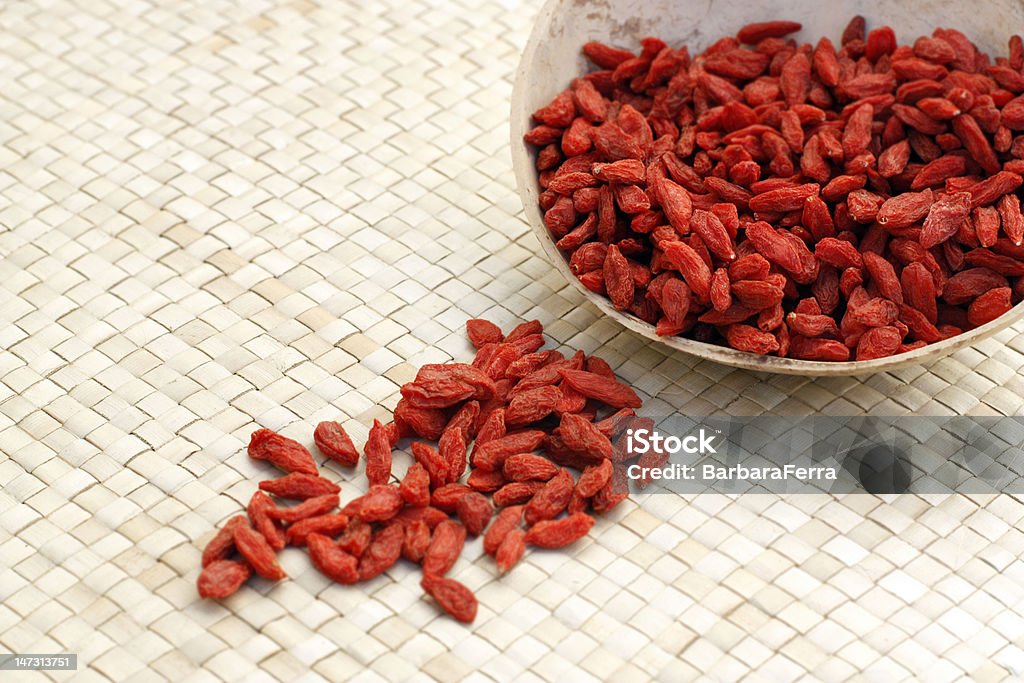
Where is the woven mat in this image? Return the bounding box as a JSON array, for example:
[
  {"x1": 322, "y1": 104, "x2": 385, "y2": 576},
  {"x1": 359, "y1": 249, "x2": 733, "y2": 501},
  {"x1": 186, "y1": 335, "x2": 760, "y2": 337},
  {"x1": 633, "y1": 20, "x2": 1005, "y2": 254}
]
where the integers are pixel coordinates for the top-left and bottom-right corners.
[{"x1": 2, "y1": 0, "x2": 1024, "y2": 680}]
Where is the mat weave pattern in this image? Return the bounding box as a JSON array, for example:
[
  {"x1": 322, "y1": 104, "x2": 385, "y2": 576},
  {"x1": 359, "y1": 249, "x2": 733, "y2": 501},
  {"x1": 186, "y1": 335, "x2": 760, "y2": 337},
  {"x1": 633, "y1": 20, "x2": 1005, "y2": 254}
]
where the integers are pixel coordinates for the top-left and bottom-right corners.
[{"x1": 2, "y1": 0, "x2": 1024, "y2": 680}]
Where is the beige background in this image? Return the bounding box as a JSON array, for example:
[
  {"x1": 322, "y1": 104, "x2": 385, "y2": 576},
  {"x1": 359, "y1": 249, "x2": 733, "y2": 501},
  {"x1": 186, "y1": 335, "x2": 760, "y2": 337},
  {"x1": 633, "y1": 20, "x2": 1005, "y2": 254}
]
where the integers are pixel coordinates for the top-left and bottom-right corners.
[{"x1": 1, "y1": 0, "x2": 1023, "y2": 680}]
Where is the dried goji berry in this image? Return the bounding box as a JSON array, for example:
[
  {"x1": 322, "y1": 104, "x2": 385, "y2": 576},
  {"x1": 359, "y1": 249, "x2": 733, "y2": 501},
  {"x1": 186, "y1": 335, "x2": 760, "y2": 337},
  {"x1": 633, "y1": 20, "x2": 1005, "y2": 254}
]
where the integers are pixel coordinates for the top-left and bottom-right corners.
[
  {"x1": 455, "y1": 492, "x2": 493, "y2": 536},
  {"x1": 524, "y1": 469, "x2": 575, "y2": 526},
  {"x1": 428, "y1": 483, "x2": 475, "y2": 509},
  {"x1": 248, "y1": 428, "x2": 318, "y2": 476},
  {"x1": 232, "y1": 520, "x2": 285, "y2": 581},
  {"x1": 247, "y1": 491, "x2": 287, "y2": 551},
  {"x1": 259, "y1": 473, "x2": 340, "y2": 500},
  {"x1": 411, "y1": 441, "x2": 449, "y2": 488},
  {"x1": 421, "y1": 573, "x2": 478, "y2": 623},
  {"x1": 198, "y1": 560, "x2": 252, "y2": 599},
  {"x1": 313, "y1": 421, "x2": 359, "y2": 467},
  {"x1": 266, "y1": 493, "x2": 339, "y2": 524},
  {"x1": 503, "y1": 453, "x2": 559, "y2": 482},
  {"x1": 286, "y1": 513, "x2": 350, "y2": 546},
  {"x1": 422, "y1": 520, "x2": 467, "y2": 576},
  {"x1": 401, "y1": 520, "x2": 432, "y2": 564},
  {"x1": 201, "y1": 515, "x2": 247, "y2": 568},
  {"x1": 357, "y1": 523, "x2": 405, "y2": 581},
  {"x1": 399, "y1": 463, "x2": 431, "y2": 508},
  {"x1": 524, "y1": 513, "x2": 596, "y2": 548},
  {"x1": 493, "y1": 481, "x2": 545, "y2": 507},
  {"x1": 558, "y1": 369, "x2": 642, "y2": 408},
  {"x1": 967, "y1": 287, "x2": 1013, "y2": 326},
  {"x1": 337, "y1": 520, "x2": 373, "y2": 557},
  {"x1": 495, "y1": 529, "x2": 527, "y2": 573},
  {"x1": 363, "y1": 419, "x2": 393, "y2": 486},
  {"x1": 471, "y1": 430, "x2": 547, "y2": 471}
]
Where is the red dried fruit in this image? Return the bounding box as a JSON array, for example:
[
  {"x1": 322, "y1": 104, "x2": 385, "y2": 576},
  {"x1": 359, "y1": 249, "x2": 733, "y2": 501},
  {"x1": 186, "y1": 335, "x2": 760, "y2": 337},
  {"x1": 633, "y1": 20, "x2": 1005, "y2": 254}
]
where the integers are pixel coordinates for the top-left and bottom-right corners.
[
  {"x1": 430, "y1": 483, "x2": 475, "y2": 513},
  {"x1": 411, "y1": 441, "x2": 449, "y2": 488},
  {"x1": 198, "y1": 560, "x2": 252, "y2": 599},
  {"x1": 232, "y1": 521, "x2": 286, "y2": 581},
  {"x1": 789, "y1": 336, "x2": 851, "y2": 361},
  {"x1": 524, "y1": 468, "x2": 575, "y2": 526},
  {"x1": 503, "y1": 453, "x2": 559, "y2": 482},
  {"x1": 422, "y1": 520, "x2": 467, "y2": 576},
  {"x1": 968, "y1": 287, "x2": 1013, "y2": 326},
  {"x1": 690, "y1": 209, "x2": 736, "y2": 261},
  {"x1": 862, "y1": 252, "x2": 904, "y2": 304},
  {"x1": 604, "y1": 243, "x2": 634, "y2": 310},
  {"x1": 558, "y1": 369, "x2": 642, "y2": 408},
  {"x1": 724, "y1": 324, "x2": 781, "y2": 354},
  {"x1": 737, "y1": 20, "x2": 801, "y2": 44},
  {"x1": 358, "y1": 523, "x2": 405, "y2": 581},
  {"x1": 466, "y1": 319, "x2": 504, "y2": 348},
  {"x1": 856, "y1": 326, "x2": 903, "y2": 360},
  {"x1": 402, "y1": 520, "x2": 432, "y2": 563},
  {"x1": 495, "y1": 529, "x2": 527, "y2": 573},
  {"x1": 307, "y1": 533, "x2": 359, "y2": 584},
  {"x1": 558, "y1": 413, "x2": 614, "y2": 459},
  {"x1": 876, "y1": 189, "x2": 934, "y2": 229},
  {"x1": 576, "y1": 459, "x2": 614, "y2": 499},
  {"x1": 483, "y1": 505, "x2": 524, "y2": 556},
  {"x1": 456, "y1": 492, "x2": 494, "y2": 536},
  {"x1": 661, "y1": 240, "x2": 712, "y2": 303},
  {"x1": 351, "y1": 485, "x2": 403, "y2": 522},
  {"x1": 901, "y1": 262, "x2": 939, "y2": 323},
  {"x1": 285, "y1": 513, "x2": 350, "y2": 546},
  {"x1": 399, "y1": 463, "x2": 431, "y2": 507},
  {"x1": 438, "y1": 427, "x2": 468, "y2": 483},
  {"x1": 421, "y1": 573, "x2": 478, "y2": 623},
  {"x1": 259, "y1": 473, "x2": 340, "y2": 500},
  {"x1": 248, "y1": 428, "x2": 318, "y2": 476},
  {"x1": 505, "y1": 385, "x2": 562, "y2": 426},
  {"x1": 266, "y1": 493, "x2": 339, "y2": 524},
  {"x1": 247, "y1": 491, "x2": 287, "y2": 551},
  {"x1": 748, "y1": 183, "x2": 820, "y2": 214},
  {"x1": 524, "y1": 513, "x2": 596, "y2": 548},
  {"x1": 363, "y1": 419, "x2": 393, "y2": 486},
  {"x1": 472, "y1": 430, "x2": 547, "y2": 471},
  {"x1": 337, "y1": 519, "x2": 373, "y2": 557},
  {"x1": 313, "y1": 421, "x2": 359, "y2": 467},
  {"x1": 201, "y1": 516, "x2": 247, "y2": 568},
  {"x1": 921, "y1": 191, "x2": 973, "y2": 248},
  {"x1": 393, "y1": 506, "x2": 449, "y2": 531},
  {"x1": 493, "y1": 481, "x2": 545, "y2": 507}
]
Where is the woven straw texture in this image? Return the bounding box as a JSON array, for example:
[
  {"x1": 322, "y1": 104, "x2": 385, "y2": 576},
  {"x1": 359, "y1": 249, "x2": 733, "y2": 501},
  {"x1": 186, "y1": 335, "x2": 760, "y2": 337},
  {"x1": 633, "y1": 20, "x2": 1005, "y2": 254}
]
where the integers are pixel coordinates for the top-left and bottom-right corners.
[{"x1": 2, "y1": 0, "x2": 1024, "y2": 680}]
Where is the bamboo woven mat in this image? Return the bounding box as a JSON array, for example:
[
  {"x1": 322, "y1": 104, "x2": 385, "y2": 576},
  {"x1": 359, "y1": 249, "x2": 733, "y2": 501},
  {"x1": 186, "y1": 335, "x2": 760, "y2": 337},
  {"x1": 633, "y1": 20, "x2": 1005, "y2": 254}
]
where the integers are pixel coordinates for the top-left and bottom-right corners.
[{"x1": 2, "y1": 0, "x2": 1024, "y2": 680}]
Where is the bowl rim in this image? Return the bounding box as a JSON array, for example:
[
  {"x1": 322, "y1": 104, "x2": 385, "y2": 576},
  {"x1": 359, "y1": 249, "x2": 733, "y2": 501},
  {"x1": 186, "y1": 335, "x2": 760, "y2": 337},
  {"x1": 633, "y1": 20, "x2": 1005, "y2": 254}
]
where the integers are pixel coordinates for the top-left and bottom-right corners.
[{"x1": 508, "y1": 0, "x2": 1024, "y2": 376}]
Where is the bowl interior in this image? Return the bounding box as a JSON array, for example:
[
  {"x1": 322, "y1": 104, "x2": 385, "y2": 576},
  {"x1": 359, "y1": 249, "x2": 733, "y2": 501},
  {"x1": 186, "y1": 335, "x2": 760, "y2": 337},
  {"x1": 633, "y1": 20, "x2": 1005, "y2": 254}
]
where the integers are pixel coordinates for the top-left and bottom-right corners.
[{"x1": 510, "y1": 0, "x2": 1024, "y2": 376}]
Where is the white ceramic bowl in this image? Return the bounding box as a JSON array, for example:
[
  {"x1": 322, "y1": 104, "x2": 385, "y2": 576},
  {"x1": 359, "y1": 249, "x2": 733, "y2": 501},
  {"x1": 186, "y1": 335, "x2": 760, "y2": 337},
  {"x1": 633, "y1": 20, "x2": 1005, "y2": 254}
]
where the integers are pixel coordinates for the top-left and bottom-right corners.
[{"x1": 510, "y1": 0, "x2": 1024, "y2": 375}]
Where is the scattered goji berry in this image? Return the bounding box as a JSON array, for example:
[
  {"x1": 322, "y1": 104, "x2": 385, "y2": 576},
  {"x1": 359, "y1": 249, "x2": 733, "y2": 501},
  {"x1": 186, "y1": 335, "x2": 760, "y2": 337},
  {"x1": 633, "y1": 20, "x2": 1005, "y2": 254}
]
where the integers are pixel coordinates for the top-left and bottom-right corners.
[
  {"x1": 422, "y1": 520, "x2": 467, "y2": 576},
  {"x1": 232, "y1": 521, "x2": 286, "y2": 581},
  {"x1": 358, "y1": 523, "x2": 405, "y2": 581},
  {"x1": 197, "y1": 560, "x2": 252, "y2": 599},
  {"x1": 421, "y1": 573, "x2": 478, "y2": 623},
  {"x1": 524, "y1": 513, "x2": 596, "y2": 548},
  {"x1": 286, "y1": 513, "x2": 350, "y2": 546},
  {"x1": 248, "y1": 428, "x2": 318, "y2": 475},
  {"x1": 259, "y1": 473, "x2": 340, "y2": 500},
  {"x1": 308, "y1": 533, "x2": 359, "y2": 584}
]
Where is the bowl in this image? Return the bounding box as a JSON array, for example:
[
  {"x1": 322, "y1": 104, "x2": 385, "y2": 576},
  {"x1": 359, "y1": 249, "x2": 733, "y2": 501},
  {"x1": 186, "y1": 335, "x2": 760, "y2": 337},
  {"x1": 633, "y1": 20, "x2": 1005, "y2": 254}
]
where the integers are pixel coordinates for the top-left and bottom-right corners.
[{"x1": 510, "y1": 0, "x2": 1024, "y2": 375}]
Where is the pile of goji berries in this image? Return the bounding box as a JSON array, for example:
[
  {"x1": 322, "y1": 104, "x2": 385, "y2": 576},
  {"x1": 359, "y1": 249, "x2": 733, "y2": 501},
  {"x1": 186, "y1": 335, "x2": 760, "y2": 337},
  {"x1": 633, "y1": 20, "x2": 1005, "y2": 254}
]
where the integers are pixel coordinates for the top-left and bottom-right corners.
[
  {"x1": 197, "y1": 319, "x2": 649, "y2": 623},
  {"x1": 525, "y1": 17, "x2": 1024, "y2": 361}
]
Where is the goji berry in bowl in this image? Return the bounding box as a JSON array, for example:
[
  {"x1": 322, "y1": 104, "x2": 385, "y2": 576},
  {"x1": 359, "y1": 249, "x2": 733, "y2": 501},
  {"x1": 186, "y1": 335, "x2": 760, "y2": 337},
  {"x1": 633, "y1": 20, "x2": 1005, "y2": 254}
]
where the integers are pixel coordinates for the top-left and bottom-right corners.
[{"x1": 510, "y1": 0, "x2": 1024, "y2": 375}]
